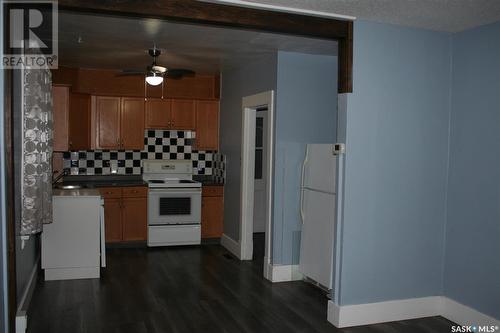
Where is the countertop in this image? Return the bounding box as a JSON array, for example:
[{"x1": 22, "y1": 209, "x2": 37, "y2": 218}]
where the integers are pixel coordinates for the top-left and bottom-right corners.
[
  {"x1": 53, "y1": 189, "x2": 102, "y2": 197},
  {"x1": 56, "y1": 175, "x2": 146, "y2": 189},
  {"x1": 55, "y1": 175, "x2": 224, "y2": 188},
  {"x1": 193, "y1": 175, "x2": 225, "y2": 186}
]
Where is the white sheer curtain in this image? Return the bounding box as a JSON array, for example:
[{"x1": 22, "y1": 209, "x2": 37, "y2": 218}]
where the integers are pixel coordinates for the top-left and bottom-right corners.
[{"x1": 20, "y1": 66, "x2": 53, "y2": 235}]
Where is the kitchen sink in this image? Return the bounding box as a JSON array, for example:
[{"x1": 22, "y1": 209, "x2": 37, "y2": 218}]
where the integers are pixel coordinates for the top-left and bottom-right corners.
[{"x1": 54, "y1": 184, "x2": 83, "y2": 190}]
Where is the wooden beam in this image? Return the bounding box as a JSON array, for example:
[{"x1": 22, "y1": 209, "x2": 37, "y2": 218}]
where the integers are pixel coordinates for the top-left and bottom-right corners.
[
  {"x1": 338, "y1": 21, "x2": 353, "y2": 93},
  {"x1": 57, "y1": 0, "x2": 353, "y2": 93}
]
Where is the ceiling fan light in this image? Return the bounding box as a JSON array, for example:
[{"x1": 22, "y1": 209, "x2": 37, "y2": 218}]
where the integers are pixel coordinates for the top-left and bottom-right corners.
[{"x1": 145, "y1": 73, "x2": 163, "y2": 86}]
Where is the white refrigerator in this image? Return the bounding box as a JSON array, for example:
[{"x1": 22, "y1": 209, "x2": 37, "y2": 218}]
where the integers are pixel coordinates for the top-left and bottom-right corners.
[{"x1": 299, "y1": 144, "x2": 337, "y2": 290}]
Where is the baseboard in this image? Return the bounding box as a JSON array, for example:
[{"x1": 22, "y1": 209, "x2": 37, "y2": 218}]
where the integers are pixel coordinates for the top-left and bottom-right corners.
[
  {"x1": 264, "y1": 262, "x2": 303, "y2": 283},
  {"x1": 328, "y1": 296, "x2": 500, "y2": 328},
  {"x1": 16, "y1": 255, "x2": 40, "y2": 333},
  {"x1": 442, "y1": 297, "x2": 500, "y2": 327},
  {"x1": 327, "y1": 296, "x2": 442, "y2": 328},
  {"x1": 220, "y1": 233, "x2": 241, "y2": 260}
]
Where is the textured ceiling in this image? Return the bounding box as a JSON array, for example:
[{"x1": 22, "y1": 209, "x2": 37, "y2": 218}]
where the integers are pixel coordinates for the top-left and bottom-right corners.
[
  {"x1": 241, "y1": 0, "x2": 500, "y2": 32},
  {"x1": 57, "y1": 12, "x2": 337, "y2": 73}
]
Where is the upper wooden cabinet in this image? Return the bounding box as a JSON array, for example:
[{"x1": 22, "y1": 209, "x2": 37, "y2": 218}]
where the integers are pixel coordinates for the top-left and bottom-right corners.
[
  {"x1": 52, "y1": 85, "x2": 70, "y2": 151},
  {"x1": 69, "y1": 93, "x2": 92, "y2": 151},
  {"x1": 146, "y1": 98, "x2": 171, "y2": 128},
  {"x1": 195, "y1": 100, "x2": 219, "y2": 151},
  {"x1": 52, "y1": 85, "x2": 93, "y2": 151},
  {"x1": 121, "y1": 98, "x2": 146, "y2": 149},
  {"x1": 171, "y1": 99, "x2": 195, "y2": 130},
  {"x1": 94, "y1": 96, "x2": 145, "y2": 150},
  {"x1": 145, "y1": 98, "x2": 195, "y2": 130},
  {"x1": 95, "y1": 96, "x2": 121, "y2": 149}
]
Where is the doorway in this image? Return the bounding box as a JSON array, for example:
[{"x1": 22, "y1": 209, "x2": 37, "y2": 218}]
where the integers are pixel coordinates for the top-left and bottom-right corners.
[{"x1": 239, "y1": 91, "x2": 274, "y2": 279}]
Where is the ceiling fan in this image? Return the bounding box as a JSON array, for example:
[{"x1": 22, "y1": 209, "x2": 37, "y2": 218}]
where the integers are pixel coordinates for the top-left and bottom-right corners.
[{"x1": 118, "y1": 46, "x2": 195, "y2": 86}]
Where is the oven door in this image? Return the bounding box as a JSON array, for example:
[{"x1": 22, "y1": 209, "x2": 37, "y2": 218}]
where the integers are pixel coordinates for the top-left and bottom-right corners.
[{"x1": 148, "y1": 188, "x2": 201, "y2": 226}]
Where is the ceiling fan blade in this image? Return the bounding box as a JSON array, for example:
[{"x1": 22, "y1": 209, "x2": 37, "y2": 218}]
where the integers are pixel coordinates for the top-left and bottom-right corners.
[
  {"x1": 165, "y1": 69, "x2": 195, "y2": 79},
  {"x1": 116, "y1": 72, "x2": 145, "y2": 77}
]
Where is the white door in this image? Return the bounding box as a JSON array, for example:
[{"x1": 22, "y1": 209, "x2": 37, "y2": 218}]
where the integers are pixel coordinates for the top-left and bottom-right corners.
[{"x1": 253, "y1": 109, "x2": 267, "y2": 233}]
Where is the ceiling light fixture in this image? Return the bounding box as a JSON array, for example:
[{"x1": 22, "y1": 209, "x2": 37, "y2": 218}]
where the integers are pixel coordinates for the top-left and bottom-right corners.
[{"x1": 145, "y1": 72, "x2": 163, "y2": 86}]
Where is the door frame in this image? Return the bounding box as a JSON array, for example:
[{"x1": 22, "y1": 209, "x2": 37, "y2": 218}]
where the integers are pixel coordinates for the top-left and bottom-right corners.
[{"x1": 240, "y1": 91, "x2": 274, "y2": 267}]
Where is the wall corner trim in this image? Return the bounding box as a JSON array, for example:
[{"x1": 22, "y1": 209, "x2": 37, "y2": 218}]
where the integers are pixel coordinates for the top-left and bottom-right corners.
[
  {"x1": 220, "y1": 234, "x2": 241, "y2": 260},
  {"x1": 264, "y1": 262, "x2": 303, "y2": 283},
  {"x1": 327, "y1": 296, "x2": 500, "y2": 328},
  {"x1": 16, "y1": 255, "x2": 40, "y2": 333}
]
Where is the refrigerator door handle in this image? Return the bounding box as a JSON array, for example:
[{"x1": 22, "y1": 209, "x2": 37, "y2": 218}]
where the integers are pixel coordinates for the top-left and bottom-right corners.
[{"x1": 300, "y1": 147, "x2": 309, "y2": 223}]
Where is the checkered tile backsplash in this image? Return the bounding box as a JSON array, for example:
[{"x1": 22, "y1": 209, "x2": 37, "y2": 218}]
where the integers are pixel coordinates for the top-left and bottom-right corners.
[{"x1": 62, "y1": 130, "x2": 226, "y2": 182}]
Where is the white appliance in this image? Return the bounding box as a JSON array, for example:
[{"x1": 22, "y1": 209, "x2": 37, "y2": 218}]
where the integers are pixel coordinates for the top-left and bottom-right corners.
[
  {"x1": 42, "y1": 189, "x2": 106, "y2": 280},
  {"x1": 142, "y1": 160, "x2": 202, "y2": 247},
  {"x1": 299, "y1": 144, "x2": 338, "y2": 290}
]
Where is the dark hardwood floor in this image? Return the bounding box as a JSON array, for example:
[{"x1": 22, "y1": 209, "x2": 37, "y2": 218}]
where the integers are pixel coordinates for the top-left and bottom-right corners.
[{"x1": 28, "y1": 234, "x2": 453, "y2": 333}]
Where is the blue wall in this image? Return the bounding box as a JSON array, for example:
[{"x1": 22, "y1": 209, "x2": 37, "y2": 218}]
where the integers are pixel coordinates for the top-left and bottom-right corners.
[
  {"x1": 273, "y1": 51, "x2": 337, "y2": 264},
  {"x1": 220, "y1": 54, "x2": 278, "y2": 240},
  {"x1": 444, "y1": 21, "x2": 500, "y2": 319},
  {"x1": 338, "y1": 21, "x2": 452, "y2": 305}
]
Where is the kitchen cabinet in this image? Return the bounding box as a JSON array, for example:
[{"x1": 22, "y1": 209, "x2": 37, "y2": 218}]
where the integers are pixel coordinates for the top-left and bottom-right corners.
[
  {"x1": 195, "y1": 100, "x2": 219, "y2": 151},
  {"x1": 201, "y1": 186, "x2": 224, "y2": 239},
  {"x1": 100, "y1": 186, "x2": 147, "y2": 243},
  {"x1": 171, "y1": 99, "x2": 195, "y2": 130},
  {"x1": 94, "y1": 96, "x2": 145, "y2": 150},
  {"x1": 146, "y1": 98, "x2": 171, "y2": 128},
  {"x1": 69, "y1": 93, "x2": 92, "y2": 150},
  {"x1": 121, "y1": 97, "x2": 146, "y2": 149},
  {"x1": 52, "y1": 86, "x2": 93, "y2": 151},
  {"x1": 52, "y1": 85, "x2": 70, "y2": 151},
  {"x1": 103, "y1": 198, "x2": 122, "y2": 243},
  {"x1": 145, "y1": 98, "x2": 195, "y2": 130},
  {"x1": 122, "y1": 197, "x2": 148, "y2": 241}
]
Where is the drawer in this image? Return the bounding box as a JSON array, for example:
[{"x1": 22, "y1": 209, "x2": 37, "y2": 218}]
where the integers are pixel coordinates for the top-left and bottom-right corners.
[
  {"x1": 122, "y1": 186, "x2": 148, "y2": 198},
  {"x1": 99, "y1": 187, "x2": 122, "y2": 199},
  {"x1": 202, "y1": 186, "x2": 223, "y2": 197}
]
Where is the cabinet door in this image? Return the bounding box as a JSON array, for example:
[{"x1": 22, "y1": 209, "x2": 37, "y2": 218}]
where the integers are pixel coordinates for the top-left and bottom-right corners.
[
  {"x1": 69, "y1": 93, "x2": 92, "y2": 150},
  {"x1": 146, "y1": 98, "x2": 171, "y2": 129},
  {"x1": 52, "y1": 85, "x2": 69, "y2": 151},
  {"x1": 95, "y1": 96, "x2": 121, "y2": 149},
  {"x1": 171, "y1": 99, "x2": 195, "y2": 130},
  {"x1": 104, "y1": 198, "x2": 122, "y2": 243},
  {"x1": 122, "y1": 197, "x2": 147, "y2": 241},
  {"x1": 195, "y1": 100, "x2": 219, "y2": 150},
  {"x1": 201, "y1": 195, "x2": 224, "y2": 238},
  {"x1": 121, "y1": 97, "x2": 145, "y2": 149}
]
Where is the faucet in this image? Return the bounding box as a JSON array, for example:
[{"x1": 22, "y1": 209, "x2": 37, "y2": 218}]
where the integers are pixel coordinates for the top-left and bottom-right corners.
[{"x1": 52, "y1": 169, "x2": 69, "y2": 185}]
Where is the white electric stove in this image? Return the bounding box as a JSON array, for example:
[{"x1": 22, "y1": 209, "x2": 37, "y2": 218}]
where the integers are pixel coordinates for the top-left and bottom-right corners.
[{"x1": 142, "y1": 160, "x2": 202, "y2": 247}]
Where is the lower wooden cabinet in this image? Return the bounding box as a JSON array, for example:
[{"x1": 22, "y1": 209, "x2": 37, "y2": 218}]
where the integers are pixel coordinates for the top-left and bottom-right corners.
[
  {"x1": 122, "y1": 197, "x2": 148, "y2": 241},
  {"x1": 100, "y1": 186, "x2": 147, "y2": 243},
  {"x1": 201, "y1": 186, "x2": 224, "y2": 239},
  {"x1": 103, "y1": 198, "x2": 122, "y2": 243}
]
